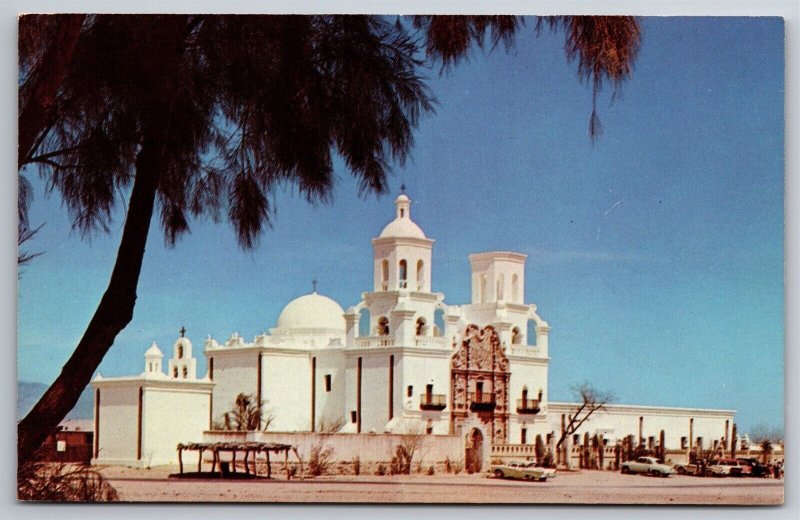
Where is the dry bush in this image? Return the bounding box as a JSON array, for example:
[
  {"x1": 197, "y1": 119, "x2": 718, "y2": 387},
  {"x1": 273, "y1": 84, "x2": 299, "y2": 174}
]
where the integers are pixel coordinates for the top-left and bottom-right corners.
[
  {"x1": 18, "y1": 461, "x2": 119, "y2": 502},
  {"x1": 307, "y1": 442, "x2": 335, "y2": 477}
]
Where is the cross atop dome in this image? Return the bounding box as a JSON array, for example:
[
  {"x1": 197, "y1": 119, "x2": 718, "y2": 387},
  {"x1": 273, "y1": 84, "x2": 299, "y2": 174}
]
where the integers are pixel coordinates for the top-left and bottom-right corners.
[
  {"x1": 179, "y1": 326, "x2": 186, "y2": 338},
  {"x1": 312, "y1": 278, "x2": 318, "y2": 293}
]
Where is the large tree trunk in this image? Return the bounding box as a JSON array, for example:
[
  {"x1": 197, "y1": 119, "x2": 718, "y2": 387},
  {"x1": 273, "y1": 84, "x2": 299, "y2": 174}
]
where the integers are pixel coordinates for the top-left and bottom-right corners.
[
  {"x1": 17, "y1": 132, "x2": 161, "y2": 465},
  {"x1": 18, "y1": 14, "x2": 85, "y2": 168},
  {"x1": 17, "y1": 16, "x2": 191, "y2": 466}
]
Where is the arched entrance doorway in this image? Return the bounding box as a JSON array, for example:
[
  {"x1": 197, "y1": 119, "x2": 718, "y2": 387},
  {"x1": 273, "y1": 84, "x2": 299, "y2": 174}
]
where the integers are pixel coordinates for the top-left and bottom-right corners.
[{"x1": 465, "y1": 428, "x2": 484, "y2": 474}]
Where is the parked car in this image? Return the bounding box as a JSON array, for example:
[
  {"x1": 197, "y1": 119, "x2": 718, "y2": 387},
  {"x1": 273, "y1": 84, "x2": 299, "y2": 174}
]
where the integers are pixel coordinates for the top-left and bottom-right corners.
[
  {"x1": 490, "y1": 461, "x2": 557, "y2": 481},
  {"x1": 706, "y1": 459, "x2": 743, "y2": 477},
  {"x1": 620, "y1": 457, "x2": 675, "y2": 477},
  {"x1": 736, "y1": 458, "x2": 769, "y2": 478},
  {"x1": 674, "y1": 463, "x2": 705, "y2": 476}
]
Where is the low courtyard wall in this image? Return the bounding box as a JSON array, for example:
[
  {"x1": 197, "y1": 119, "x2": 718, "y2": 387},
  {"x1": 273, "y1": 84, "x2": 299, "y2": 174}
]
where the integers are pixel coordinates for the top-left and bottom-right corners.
[{"x1": 203, "y1": 430, "x2": 464, "y2": 472}]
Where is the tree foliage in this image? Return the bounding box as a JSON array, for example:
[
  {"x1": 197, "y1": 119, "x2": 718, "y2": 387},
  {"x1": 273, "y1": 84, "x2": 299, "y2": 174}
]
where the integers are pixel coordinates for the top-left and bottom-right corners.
[
  {"x1": 17, "y1": 15, "x2": 641, "y2": 465},
  {"x1": 214, "y1": 393, "x2": 274, "y2": 432}
]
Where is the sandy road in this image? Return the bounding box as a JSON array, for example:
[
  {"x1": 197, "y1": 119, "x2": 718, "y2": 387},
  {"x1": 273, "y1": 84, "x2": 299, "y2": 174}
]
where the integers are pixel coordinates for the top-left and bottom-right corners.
[{"x1": 100, "y1": 467, "x2": 783, "y2": 505}]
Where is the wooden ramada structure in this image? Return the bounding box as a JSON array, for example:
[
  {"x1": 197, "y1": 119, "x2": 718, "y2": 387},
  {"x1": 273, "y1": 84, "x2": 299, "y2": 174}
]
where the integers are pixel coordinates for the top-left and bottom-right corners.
[{"x1": 177, "y1": 441, "x2": 293, "y2": 479}]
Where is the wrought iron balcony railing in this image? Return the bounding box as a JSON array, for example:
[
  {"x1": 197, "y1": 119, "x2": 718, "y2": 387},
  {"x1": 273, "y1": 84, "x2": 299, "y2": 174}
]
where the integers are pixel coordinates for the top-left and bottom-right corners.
[
  {"x1": 468, "y1": 392, "x2": 496, "y2": 411},
  {"x1": 419, "y1": 394, "x2": 447, "y2": 411},
  {"x1": 516, "y1": 398, "x2": 541, "y2": 414}
]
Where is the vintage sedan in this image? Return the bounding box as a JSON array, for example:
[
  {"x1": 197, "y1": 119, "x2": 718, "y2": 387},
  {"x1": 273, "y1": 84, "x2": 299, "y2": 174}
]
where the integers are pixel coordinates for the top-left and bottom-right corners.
[
  {"x1": 620, "y1": 456, "x2": 675, "y2": 477},
  {"x1": 707, "y1": 459, "x2": 743, "y2": 477},
  {"x1": 490, "y1": 461, "x2": 557, "y2": 481}
]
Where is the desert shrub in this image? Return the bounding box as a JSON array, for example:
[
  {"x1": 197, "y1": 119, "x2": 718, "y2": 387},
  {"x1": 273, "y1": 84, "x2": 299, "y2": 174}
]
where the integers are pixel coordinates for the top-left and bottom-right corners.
[
  {"x1": 375, "y1": 463, "x2": 387, "y2": 476},
  {"x1": 308, "y1": 442, "x2": 335, "y2": 477},
  {"x1": 451, "y1": 461, "x2": 463, "y2": 474},
  {"x1": 352, "y1": 456, "x2": 361, "y2": 476},
  {"x1": 18, "y1": 462, "x2": 119, "y2": 502},
  {"x1": 444, "y1": 456, "x2": 452, "y2": 473},
  {"x1": 415, "y1": 461, "x2": 423, "y2": 474},
  {"x1": 427, "y1": 465, "x2": 435, "y2": 475}
]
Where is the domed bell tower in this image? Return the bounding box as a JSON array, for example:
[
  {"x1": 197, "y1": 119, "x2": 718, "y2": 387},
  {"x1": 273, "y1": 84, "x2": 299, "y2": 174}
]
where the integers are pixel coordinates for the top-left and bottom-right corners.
[{"x1": 371, "y1": 194, "x2": 434, "y2": 293}]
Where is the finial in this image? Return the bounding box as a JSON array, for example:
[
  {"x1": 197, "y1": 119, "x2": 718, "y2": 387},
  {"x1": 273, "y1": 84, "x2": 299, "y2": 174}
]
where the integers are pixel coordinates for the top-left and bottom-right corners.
[
  {"x1": 179, "y1": 326, "x2": 186, "y2": 338},
  {"x1": 312, "y1": 278, "x2": 318, "y2": 293}
]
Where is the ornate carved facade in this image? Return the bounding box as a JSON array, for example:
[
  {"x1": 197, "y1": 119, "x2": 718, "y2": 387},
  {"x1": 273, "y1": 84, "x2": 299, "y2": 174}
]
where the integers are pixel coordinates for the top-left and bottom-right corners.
[{"x1": 450, "y1": 325, "x2": 511, "y2": 444}]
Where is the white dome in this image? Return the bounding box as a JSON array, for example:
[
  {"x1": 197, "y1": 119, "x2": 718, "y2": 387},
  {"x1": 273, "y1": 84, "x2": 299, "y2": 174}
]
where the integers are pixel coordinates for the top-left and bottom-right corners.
[
  {"x1": 378, "y1": 194, "x2": 426, "y2": 239},
  {"x1": 276, "y1": 292, "x2": 345, "y2": 332},
  {"x1": 379, "y1": 218, "x2": 426, "y2": 239},
  {"x1": 145, "y1": 342, "x2": 163, "y2": 357}
]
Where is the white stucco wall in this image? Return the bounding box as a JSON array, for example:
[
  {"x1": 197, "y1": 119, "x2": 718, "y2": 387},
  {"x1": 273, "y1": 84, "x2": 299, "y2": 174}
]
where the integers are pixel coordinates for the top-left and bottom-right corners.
[
  {"x1": 142, "y1": 385, "x2": 212, "y2": 466},
  {"x1": 262, "y1": 350, "x2": 312, "y2": 432},
  {"x1": 547, "y1": 402, "x2": 735, "y2": 450},
  {"x1": 208, "y1": 349, "x2": 259, "y2": 424},
  {"x1": 92, "y1": 383, "x2": 138, "y2": 464}
]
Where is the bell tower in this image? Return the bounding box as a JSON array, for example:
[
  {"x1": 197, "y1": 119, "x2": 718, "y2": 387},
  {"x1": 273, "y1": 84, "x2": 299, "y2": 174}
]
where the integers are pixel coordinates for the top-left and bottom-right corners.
[{"x1": 371, "y1": 193, "x2": 434, "y2": 293}]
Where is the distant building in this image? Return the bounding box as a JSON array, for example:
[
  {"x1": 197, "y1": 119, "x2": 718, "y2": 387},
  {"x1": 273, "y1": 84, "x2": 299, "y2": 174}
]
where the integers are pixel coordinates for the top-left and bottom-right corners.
[
  {"x1": 38, "y1": 419, "x2": 94, "y2": 463},
  {"x1": 92, "y1": 194, "x2": 736, "y2": 469}
]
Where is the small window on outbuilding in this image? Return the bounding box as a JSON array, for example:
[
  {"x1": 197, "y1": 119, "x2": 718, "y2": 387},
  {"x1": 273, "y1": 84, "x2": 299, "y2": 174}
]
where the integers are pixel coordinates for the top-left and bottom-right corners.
[
  {"x1": 407, "y1": 385, "x2": 413, "y2": 397},
  {"x1": 350, "y1": 410, "x2": 358, "y2": 424},
  {"x1": 325, "y1": 374, "x2": 332, "y2": 392},
  {"x1": 681, "y1": 436, "x2": 688, "y2": 449}
]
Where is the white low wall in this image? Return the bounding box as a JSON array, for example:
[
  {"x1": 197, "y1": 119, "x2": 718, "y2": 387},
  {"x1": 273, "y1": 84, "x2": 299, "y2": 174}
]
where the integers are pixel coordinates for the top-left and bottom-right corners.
[{"x1": 203, "y1": 430, "x2": 463, "y2": 464}]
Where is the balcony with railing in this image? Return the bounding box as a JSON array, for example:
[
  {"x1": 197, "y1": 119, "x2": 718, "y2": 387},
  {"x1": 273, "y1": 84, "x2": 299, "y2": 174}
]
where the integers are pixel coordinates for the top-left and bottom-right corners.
[
  {"x1": 469, "y1": 392, "x2": 496, "y2": 411},
  {"x1": 419, "y1": 393, "x2": 447, "y2": 411},
  {"x1": 354, "y1": 336, "x2": 393, "y2": 348},
  {"x1": 516, "y1": 398, "x2": 541, "y2": 415}
]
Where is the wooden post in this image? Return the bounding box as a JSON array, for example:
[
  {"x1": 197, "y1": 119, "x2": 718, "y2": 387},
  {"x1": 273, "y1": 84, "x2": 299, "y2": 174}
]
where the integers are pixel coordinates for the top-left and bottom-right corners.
[
  {"x1": 197, "y1": 448, "x2": 203, "y2": 472},
  {"x1": 232, "y1": 449, "x2": 237, "y2": 473},
  {"x1": 266, "y1": 450, "x2": 271, "y2": 478},
  {"x1": 244, "y1": 450, "x2": 250, "y2": 475},
  {"x1": 211, "y1": 449, "x2": 217, "y2": 473},
  {"x1": 285, "y1": 449, "x2": 289, "y2": 480},
  {"x1": 178, "y1": 446, "x2": 184, "y2": 474}
]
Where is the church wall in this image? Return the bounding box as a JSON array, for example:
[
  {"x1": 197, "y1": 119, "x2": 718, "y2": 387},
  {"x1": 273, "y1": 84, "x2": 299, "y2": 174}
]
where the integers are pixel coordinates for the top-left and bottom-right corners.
[
  {"x1": 204, "y1": 430, "x2": 463, "y2": 465},
  {"x1": 357, "y1": 352, "x2": 394, "y2": 433},
  {"x1": 506, "y1": 357, "x2": 549, "y2": 443},
  {"x1": 93, "y1": 384, "x2": 139, "y2": 464},
  {"x1": 209, "y1": 350, "x2": 259, "y2": 424},
  {"x1": 262, "y1": 351, "x2": 312, "y2": 432},
  {"x1": 314, "y1": 349, "x2": 347, "y2": 430},
  {"x1": 141, "y1": 386, "x2": 211, "y2": 466},
  {"x1": 547, "y1": 403, "x2": 734, "y2": 450},
  {"x1": 397, "y1": 352, "x2": 451, "y2": 434}
]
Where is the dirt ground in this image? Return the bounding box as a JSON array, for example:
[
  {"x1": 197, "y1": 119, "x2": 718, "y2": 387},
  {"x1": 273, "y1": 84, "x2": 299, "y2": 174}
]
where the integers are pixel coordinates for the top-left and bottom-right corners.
[{"x1": 98, "y1": 465, "x2": 784, "y2": 505}]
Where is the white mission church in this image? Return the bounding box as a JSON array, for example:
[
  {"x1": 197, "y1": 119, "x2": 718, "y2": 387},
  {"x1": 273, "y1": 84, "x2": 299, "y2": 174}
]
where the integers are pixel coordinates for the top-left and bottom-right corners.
[{"x1": 91, "y1": 194, "x2": 736, "y2": 469}]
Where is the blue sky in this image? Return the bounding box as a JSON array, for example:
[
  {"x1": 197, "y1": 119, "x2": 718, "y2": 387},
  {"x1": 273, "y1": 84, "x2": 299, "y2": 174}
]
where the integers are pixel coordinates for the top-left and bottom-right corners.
[{"x1": 17, "y1": 17, "x2": 784, "y2": 433}]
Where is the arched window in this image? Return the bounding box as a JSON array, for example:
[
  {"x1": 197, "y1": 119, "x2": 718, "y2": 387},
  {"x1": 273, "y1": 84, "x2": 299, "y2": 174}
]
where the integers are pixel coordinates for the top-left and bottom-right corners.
[
  {"x1": 512, "y1": 274, "x2": 519, "y2": 302},
  {"x1": 178, "y1": 345, "x2": 184, "y2": 359},
  {"x1": 480, "y1": 275, "x2": 487, "y2": 303},
  {"x1": 399, "y1": 259, "x2": 408, "y2": 288},
  {"x1": 378, "y1": 316, "x2": 390, "y2": 336},
  {"x1": 497, "y1": 274, "x2": 504, "y2": 300},
  {"x1": 173, "y1": 367, "x2": 178, "y2": 378},
  {"x1": 359, "y1": 308, "x2": 371, "y2": 337},
  {"x1": 182, "y1": 366, "x2": 188, "y2": 379},
  {"x1": 433, "y1": 308, "x2": 445, "y2": 337},
  {"x1": 381, "y1": 259, "x2": 389, "y2": 291},
  {"x1": 511, "y1": 326, "x2": 521, "y2": 345},
  {"x1": 415, "y1": 317, "x2": 426, "y2": 336},
  {"x1": 527, "y1": 320, "x2": 537, "y2": 347},
  {"x1": 416, "y1": 260, "x2": 424, "y2": 290}
]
